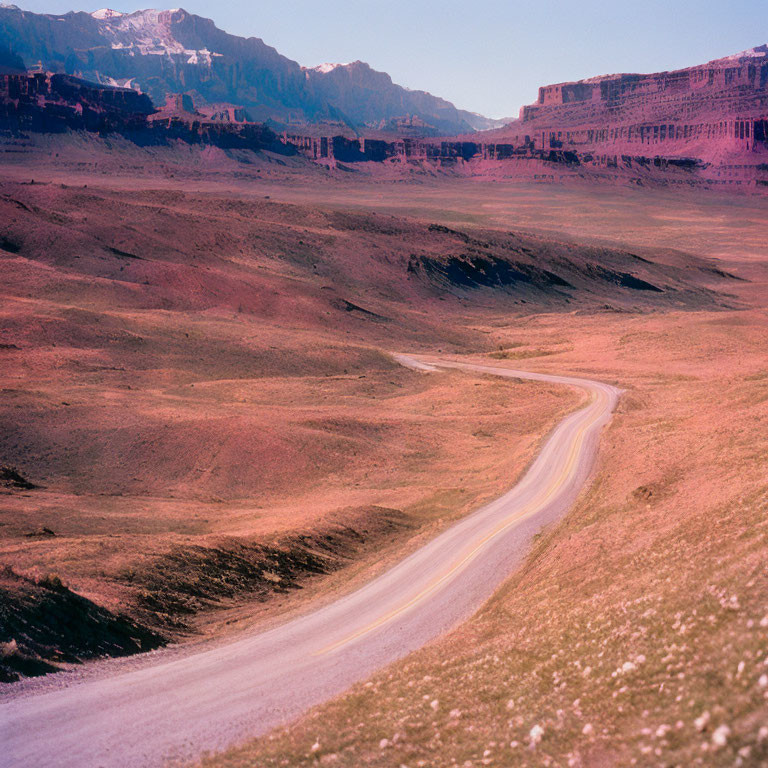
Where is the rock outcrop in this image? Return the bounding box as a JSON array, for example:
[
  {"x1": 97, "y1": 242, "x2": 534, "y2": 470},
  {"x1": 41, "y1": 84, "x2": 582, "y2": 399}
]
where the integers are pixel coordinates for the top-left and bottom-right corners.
[
  {"x1": 5, "y1": 41, "x2": 768, "y2": 193},
  {"x1": 0, "y1": 71, "x2": 154, "y2": 133},
  {"x1": 281, "y1": 46, "x2": 768, "y2": 191},
  {"x1": 477, "y1": 46, "x2": 768, "y2": 189},
  {"x1": 0, "y1": 71, "x2": 289, "y2": 153}
]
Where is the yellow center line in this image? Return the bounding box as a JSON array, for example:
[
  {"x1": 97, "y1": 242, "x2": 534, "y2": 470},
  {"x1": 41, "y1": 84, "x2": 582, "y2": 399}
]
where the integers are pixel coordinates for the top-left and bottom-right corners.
[{"x1": 313, "y1": 386, "x2": 605, "y2": 656}]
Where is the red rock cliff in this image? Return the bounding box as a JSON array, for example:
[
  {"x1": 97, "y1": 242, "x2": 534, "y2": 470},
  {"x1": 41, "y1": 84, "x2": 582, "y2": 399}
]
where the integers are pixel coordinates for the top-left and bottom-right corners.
[{"x1": 484, "y1": 46, "x2": 768, "y2": 181}]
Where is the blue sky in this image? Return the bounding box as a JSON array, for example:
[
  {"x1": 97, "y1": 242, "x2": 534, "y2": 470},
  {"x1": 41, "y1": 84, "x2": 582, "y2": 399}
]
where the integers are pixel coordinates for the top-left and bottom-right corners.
[{"x1": 14, "y1": 0, "x2": 768, "y2": 118}]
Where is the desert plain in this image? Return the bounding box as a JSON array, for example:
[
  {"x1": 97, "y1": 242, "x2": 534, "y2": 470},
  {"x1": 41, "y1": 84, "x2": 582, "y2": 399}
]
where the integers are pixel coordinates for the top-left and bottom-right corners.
[{"x1": 1, "y1": 147, "x2": 767, "y2": 767}]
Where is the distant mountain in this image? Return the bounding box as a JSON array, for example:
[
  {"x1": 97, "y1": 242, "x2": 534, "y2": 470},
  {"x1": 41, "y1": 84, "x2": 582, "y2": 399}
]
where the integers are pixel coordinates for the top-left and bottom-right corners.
[
  {"x1": 0, "y1": 5, "x2": 497, "y2": 134},
  {"x1": 300, "y1": 60, "x2": 506, "y2": 133}
]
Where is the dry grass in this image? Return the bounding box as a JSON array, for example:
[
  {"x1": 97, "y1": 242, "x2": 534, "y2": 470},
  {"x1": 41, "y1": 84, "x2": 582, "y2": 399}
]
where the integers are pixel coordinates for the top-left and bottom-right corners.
[
  {"x1": 0, "y1": 181, "x2": 583, "y2": 657},
  {"x1": 204, "y1": 307, "x2": 768, "y2": 767},
  {"x1": 3, "y1": 166, "x2": 767, "y2": 763}
]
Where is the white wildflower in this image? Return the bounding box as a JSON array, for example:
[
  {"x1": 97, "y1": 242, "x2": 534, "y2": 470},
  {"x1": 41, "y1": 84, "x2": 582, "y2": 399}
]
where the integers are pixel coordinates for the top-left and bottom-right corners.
[
  {"x1": 694, "y1": 711, "x2": 710, "y2": 732},
  {"x1": 712, "y1": 724, "x2": 731, "y2": 748}
]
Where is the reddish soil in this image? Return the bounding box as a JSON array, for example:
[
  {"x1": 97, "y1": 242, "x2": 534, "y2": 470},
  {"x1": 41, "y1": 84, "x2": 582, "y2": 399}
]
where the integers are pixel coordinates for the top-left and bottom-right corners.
[
  {"x1": 10, "y1": 173, "x2": 713, "y2": 676},
  {"x1": 1, "y1": 158, "x2": 764, "y2": 768},
  {"x1": 198, "y1": 195, "x2": 768, "y2": 768}
]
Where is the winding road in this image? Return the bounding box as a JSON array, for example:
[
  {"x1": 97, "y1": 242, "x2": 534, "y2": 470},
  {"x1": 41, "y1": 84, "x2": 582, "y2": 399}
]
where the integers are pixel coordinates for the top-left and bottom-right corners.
[{"x1": 0, "y1": 355, "x2": 620, "y2": 768}]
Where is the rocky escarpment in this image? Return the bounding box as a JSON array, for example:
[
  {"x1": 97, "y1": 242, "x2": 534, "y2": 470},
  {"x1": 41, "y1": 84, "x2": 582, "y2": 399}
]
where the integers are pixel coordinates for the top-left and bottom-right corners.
[
  {"x1": 0, "y1": 71, "x2": 290, "y2": 153},
  {"x1": 477, "y1": 46, "x2": 768, "y2": 189},
  {"x1": 0, "y1": 72, "x2": 502, "y2": 164},
  {"x1": 6, "y1": 45, "x2": 768, "y2": 192},
  {"x1": 279, "y1": 131, "x2": 768, "y2": 191},
  {"x1": 0, "y1": 71, "x2": 154, "y2": 134},
  {"x1": 521, "y1": 46, "x2": 768, "y2": 156},
  {"x1": 281, "y1": 47, "x2": 768, "y2": 191},
  {"x1": 285, "y1": 133, "x2": 530, "y2": 163},
  {"x1": 0, "y1": 5, "x2": 497, "y2": 135}
]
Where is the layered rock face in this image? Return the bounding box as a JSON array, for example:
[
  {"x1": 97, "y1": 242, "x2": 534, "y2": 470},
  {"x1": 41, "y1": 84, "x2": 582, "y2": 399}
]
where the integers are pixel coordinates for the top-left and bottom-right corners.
[
  {"x1": 0, "y1": 71, "x2": 288, "y2": 153},
  {"x1": 478, "y1": 47, "x2": 768, "y2": 187},
  {"x1": 285, "y1": 47, "x2": 768, "y2": 190},
  {"x1": 284, "y1": 134, "x2": 511, "y2": 164},
  {"x1": 0, "y1": 5, "x2": 495, "y2": 134},
  {"x1": 0, "y1": 71, "x2": 153, "y2": 133},
  {"x1": 5, "y1": 34, "x2": 768, "y2": 192}
]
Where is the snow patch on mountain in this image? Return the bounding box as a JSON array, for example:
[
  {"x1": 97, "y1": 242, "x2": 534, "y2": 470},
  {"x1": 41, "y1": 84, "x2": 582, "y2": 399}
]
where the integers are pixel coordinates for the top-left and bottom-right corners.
[
  {"x1": 93, "y1": 8, "x2": 221, "y2": 64},
  {"x1": 91, "y1": 8, "x2": 125, "y2": 19},
  {"x1": 309, "y1": 63, "x2": 349, "y2": 74}
]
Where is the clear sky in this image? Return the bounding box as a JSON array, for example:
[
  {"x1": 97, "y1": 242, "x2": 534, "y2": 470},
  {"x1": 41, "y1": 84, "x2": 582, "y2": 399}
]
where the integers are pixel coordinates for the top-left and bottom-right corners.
[{"x1": 13, "y1": 0, "x2": 768, "y2": 118}]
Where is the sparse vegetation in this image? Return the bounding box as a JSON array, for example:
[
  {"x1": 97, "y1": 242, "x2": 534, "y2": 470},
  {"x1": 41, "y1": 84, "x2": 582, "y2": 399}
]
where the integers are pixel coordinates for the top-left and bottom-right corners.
[
  {"x1": 203, "y1": 309, "x2": 768, "y2": 767},
  {"x1": 2, "y1": 169, "x2": 767, "y2": 765},
  {"x1": 128, "y1": 509, "x2": 411, "y2": 631},
  {"x1": 0, "y1": 180, "x2": 586, "y2": 677},
  {"x1": 490, "y1": 348, "x2": 560, "y2": 360},
  {"x1": 0, "y1": 566, "x2": 165, "y2": 683},
  {"x1": 0, "y1": 465, "x2": 37, "y2": 490}
]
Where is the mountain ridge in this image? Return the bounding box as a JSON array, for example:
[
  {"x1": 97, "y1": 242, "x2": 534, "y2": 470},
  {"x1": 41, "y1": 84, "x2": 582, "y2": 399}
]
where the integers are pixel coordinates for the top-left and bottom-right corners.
[{"x1": 0, "y1": 5, "x2": 503, "y2": 134}]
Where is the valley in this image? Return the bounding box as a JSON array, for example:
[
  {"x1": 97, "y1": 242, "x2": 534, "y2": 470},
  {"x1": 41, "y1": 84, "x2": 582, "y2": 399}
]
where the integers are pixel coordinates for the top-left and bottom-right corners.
[
  {"x1": 2, "y1": 6, "x2": 768, "y2": 767},
  {"x1": 1, "y1": 168, "x2": 766, "y2": 768},
  {"x1": 211, "y1": 303, "x2": 768, "y2": 768}
]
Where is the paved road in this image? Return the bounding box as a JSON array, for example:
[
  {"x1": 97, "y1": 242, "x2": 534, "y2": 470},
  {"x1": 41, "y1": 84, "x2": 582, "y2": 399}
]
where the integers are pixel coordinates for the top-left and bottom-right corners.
[{"x1": 0, "y1": 355, "x2": 620, "y2": 768}]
